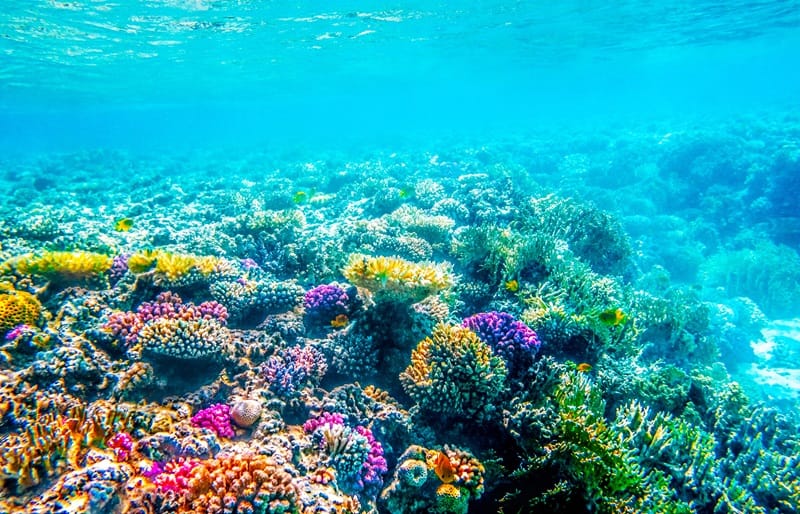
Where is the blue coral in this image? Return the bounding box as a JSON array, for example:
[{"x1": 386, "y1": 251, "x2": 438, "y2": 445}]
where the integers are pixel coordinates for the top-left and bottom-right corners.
[{"x1": 462, "y1": 311, "x2": 540, "y2": 378}]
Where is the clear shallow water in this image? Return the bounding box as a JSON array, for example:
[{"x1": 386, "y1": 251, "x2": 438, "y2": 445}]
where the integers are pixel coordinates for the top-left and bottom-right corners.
[
  {"x1": 1, "y1": 0, "x2": 799, "y2": 151},
  {"x1": 2, "y1": 2, "x2": 800, "y2": 513}
]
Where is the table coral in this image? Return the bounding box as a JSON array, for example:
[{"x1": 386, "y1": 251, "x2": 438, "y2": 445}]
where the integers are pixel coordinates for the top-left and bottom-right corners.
[
  {"x1": 2, "y1": 251, "x2": 113, "y2": 285},
  {"x1": 400, "y1": 323, "x2": 507, "y2": 418},
  {"x1": 342, "y1": 253, "x2": 453, "y2": 304}
]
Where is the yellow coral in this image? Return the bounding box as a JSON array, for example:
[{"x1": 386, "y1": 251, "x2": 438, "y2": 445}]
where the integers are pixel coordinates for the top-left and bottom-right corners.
[
  {"x1": 127, "y1": 250, "x2": 222, "y2": 282},
  {"x1": 0, "y1": 286, "x2": 41, "y2": 332},
  {"x1": 5, "y1": 251, "x2": 112, "y2": 283},
  {"x1": 342, "y1": 254, "x2": 452, "y2": 303}
]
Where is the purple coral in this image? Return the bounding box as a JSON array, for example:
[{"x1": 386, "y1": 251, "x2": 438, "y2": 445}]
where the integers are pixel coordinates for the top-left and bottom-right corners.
[
  {"x1": 355, "y1": 424, "x2": 388, "y2": 491},
  {"x1": 190, "y1": 403, "x2": 235, "y2": 439},
  {"x1": 104, "y1": 292, "x2": 228, "y2": 345},
  {"x1": 109, "y1": 254, "x2": 130, "y2": 286},
  {"x1": 303, "y1": 412, "x2": 387, "y2": 494},
  {"x1": 262, "y1": 345, "x2": 327, "y2": 399},
  {"x1": 462, "y1": 311, "x2": 540, "y2": 377},
  {"x1": 304, "y1": 283, "x2": 352, "y2": 325}
]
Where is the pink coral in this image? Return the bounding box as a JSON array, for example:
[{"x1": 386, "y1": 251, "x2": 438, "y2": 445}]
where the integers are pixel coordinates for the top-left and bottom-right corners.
[
  {"x1": 107, "y1": 432, "x2": 133, "y2": 461},
  {"x1": 191, "y1": 403, "x2": 235, "y2": 438}
]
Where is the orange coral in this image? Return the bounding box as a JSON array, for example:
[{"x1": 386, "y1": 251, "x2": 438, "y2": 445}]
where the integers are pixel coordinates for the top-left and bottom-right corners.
[{"x1": 186, "y1": 453, "x2": 300, "y2": 514}]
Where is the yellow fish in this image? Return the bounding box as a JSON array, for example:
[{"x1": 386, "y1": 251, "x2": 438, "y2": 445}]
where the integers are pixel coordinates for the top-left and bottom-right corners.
[
  {"x1": 330, "y1": 314, "x2": 349, "y2": 328},
  {"x1": 504, "y1": 279, "x2": 519, "y2": 292},
  {"x1": 598, "y1": 308, "x2": 626, "y2": 326},
  {"x1": 433, "y1": 450, "x2": 455, "y2": 484},
  {"x1": 114, "y1": 217, "x2": 134, "y2": 232},
  {"x1": 292, "y1": 191, "x2": 308, "y2": 205},
  {"x1": 576, "y1": 362, "x2": 593, "y2": 373}
]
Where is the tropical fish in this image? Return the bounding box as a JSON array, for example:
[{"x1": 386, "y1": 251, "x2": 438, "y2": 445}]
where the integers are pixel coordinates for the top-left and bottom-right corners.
[
  {"x1": 330, "y1": 314, "x2": 349, "y2": 328},
  {"x1": 292, "y1": 191, "x2": 308, "y2": 204},
  {"x1": 114, "y1": 217, "x2": 134, "y2": 232},
  {"x1": 504, "y1": 279, "x2": 519, "y2": 292},
  {"x1": 398, "y1": 187, "x2": 413, "y2": 199},
  {"x1": 433, "y1": 450, "x2": 455, "y2": 484},
  {"x1": 598, "y1": 308, "x2": 626, "y2": 326},
  {"x1": 576, "y1": 362, "x2": 593, "y2": 373}
]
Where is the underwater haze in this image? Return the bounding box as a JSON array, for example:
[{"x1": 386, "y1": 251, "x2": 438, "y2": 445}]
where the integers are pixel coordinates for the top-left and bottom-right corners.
[{"x1": 1, "y1": 1, "x2": 800, "y2": 513}]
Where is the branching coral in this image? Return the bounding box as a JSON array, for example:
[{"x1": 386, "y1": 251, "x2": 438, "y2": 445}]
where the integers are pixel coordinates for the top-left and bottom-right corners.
[
  {"x1": 400, "y1": 323, "x2": 507, "y2": 419},
  {"x1": 342, "y1": 254, "x2": 453, "y2": 304},
  {"x1": 302, "y1": 412, "x2": 387, "y2": 495}
]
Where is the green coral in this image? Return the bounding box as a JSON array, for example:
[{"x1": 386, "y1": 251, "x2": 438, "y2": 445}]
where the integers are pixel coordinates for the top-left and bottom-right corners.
[{"x1": 400, "y1": 323, "x2": 507, "y2": 419}]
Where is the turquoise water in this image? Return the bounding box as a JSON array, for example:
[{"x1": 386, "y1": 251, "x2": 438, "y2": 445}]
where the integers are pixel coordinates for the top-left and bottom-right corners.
[
  {"x1": 2, "y1": 2, "x2": 800, "y2": 513},
  {"x1": 2, "y1": 1, "x2": 799, "y2": 151}
]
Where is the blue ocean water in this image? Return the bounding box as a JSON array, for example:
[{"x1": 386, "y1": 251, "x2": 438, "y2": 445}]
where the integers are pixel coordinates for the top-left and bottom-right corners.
[
  {"x1": 1, "y1": 1, "x2": 800, "y2": 513},
  {"x1": 1, "y1": 1, "x2": 799, "y2": 151}
]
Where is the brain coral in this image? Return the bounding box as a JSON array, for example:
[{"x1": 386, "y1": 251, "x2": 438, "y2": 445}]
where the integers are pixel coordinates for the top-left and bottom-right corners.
[
  {"x1": 400, "y1": 324, "x2": 507, "y2": 418},
  {"x1": 0, "y1": 285, "x2": 41, "y2": 333}
]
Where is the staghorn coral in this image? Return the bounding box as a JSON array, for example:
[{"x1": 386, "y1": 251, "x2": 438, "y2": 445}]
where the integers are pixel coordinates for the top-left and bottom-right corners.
[
  {"x1": 400, "y1": 323, "x2": 507, "y2": 419},
  {"x1": 342, "y1": 253, "x2": 453, "y2": 304}
]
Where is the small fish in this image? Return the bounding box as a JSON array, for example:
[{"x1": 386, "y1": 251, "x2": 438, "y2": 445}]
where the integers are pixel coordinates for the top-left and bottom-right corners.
[
  {"x1": 292, "y1": 191, "x2": 308, "y2": 204},
  {"x1": 433, "y1": 450, "x2": 455, "y2": 484},
  {"x1": 114, "y1": 217, "x2": 134, "y2": 232},
  {"x1": 398, "y1": 187, "x2": 413, "y2": 199},
  {"x1": 576, "y1": 362, "x2": 593, "y2": 373},
  {"x1": 330, "y1": 314, "x2": 349, "y2": 328},
  {"x1": 504, "y1": 279, "x2": 519, "y2": 292},
  {"x1": 598, "y1": 308, "x2": 626, "y2": 326}
]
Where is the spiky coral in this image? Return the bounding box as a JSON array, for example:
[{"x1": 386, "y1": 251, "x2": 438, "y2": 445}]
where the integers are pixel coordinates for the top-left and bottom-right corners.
[
  {"x1": 0, "y1": 284, "x2": 41, "y2": 333},
  {"x1": 400, "y1": 323, "x2": 507, "y2": 419},
  {"x1": 2, "y1": 251, "x2": 112, "y2": 284},
  {"x1": 342, "y1": 253, "x2": 453, "y2": 303}
]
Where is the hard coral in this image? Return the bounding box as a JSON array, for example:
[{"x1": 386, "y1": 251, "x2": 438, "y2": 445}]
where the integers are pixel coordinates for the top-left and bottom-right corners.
[
  {"x1": 342, "y1": 253, "x2": 452, "y2": 304},
  {"x1": 3, "y1": 251, "x2": 112, "y2": 284},
  {"x1": 187, "y1": 453, "x2": 300, "y2": 514},
  {"x1": 462, "y1": 311, "x2": 540, "y2": 378},
  {"x1": 0, "y1": 285, "x2": 41, "y2": 334},
  {"x1": 400, "y1": 323, "x2": 507, "y2": 418},
  {"x1": 380, "y1": 444, "x2": 485, "y2": 514}
]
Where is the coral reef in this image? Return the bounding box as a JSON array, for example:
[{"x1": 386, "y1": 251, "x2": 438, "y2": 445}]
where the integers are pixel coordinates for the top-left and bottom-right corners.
[
  {"x1": 342, "y1": 253, "x2": 453, "y2": 304},
  {"x1": 400, "y1": 323, "x2": 507, "y2": 419}
]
